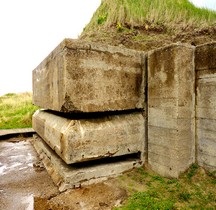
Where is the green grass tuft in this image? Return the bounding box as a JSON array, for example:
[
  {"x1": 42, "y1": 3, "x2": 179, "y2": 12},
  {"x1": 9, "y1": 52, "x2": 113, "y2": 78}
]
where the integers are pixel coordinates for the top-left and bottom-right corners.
[
  {"x1": 97, "y1": 14, "x2": 108, "y2": 25},
  {"x1": 187, "y1": 163, "x2": 199, "y2": 179}
]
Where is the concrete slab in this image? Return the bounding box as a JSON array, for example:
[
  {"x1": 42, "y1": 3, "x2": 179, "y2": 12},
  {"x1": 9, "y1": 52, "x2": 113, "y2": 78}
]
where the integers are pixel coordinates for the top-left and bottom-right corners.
[
  {"x1": 196, "y1": 42, "x2": 216, "y2": 173},
  {"x1": 32, "y1": 135, "x2": 143, "y2": 192},
  {"x1": 32, "y1": 39, "x2": 146, "y2": 112},
  {"x1": 147, "y1": 44, "x2": 195, "y2": 178},
  {"x1": 0, "y1": 128, "x2": 35, "y2": 139},
  {"x1": 32, "y1": 110, "x2": 145, "y2": 164}
]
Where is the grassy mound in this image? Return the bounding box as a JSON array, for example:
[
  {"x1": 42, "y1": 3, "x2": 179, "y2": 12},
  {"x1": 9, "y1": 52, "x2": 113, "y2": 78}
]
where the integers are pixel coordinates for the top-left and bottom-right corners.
[
  {"x1": 81, "y1": 0, "x2": 216, "y2": 51},
  {"x1": 85, "y1": 0, "x2": 216, "y2": 30},
  {"x1": 0, "y1": 92, "x2": 38, "y2": 129}
]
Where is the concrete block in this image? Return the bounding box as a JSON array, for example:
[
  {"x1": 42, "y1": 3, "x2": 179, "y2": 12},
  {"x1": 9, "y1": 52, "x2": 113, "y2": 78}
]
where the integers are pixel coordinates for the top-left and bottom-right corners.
[
  {"x1": 196, "y1": 42, "x2": 216, "y2": 70},
  {"x1": 196, "y1": 42, "x2": 216, "y2": 173},
  {"x1": 147, "y1": 44, "x2": 195, "y2": 177},
  {"x1": 33, "y1": 110, "x2": 145, "y2": 164},
  {"x1": 32, "y1": 135, "x2": 143, "y2": 192},
  {"x1": 32, "y1": 39, "x2": 146, "y2": 112},
  {"x1": 148, "y1": 44, "x2": 195, "y2": 105}
]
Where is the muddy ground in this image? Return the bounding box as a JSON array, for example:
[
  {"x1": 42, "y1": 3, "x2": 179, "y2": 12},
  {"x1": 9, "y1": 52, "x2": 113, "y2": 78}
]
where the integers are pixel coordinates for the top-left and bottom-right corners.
[{"x1": 0, "y1": 137, "x2": 128, "y2": 210}]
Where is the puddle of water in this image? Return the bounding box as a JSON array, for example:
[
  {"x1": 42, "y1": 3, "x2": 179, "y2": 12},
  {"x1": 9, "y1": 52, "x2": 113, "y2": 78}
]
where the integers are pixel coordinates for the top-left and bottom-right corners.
[
  {"x1": 0, "y1": 141, "x2": 36, "y2": 176},
  {"x1": 19, "y1": 166, "x2": 29, "y2": 171},
  {"x1": 0, "y1": 165, "x2": 7, "y2": 174},
  {"x1": 0, "y1": 162, "x2": 22, "y2": 175},
  {"x1": 0, "y1": 193, "x2": 35, "y2": 210},
  {"x1": 21, "y1": 195, "x2": 34, "y2": 210},
  {"x1": 28, "y1": 163, "x2": 33, "y2": 167},
  {"x1": 0, "y1": 139, "x2": 59, "y2": 210},
  {"x1": 26, "y1": 152, "x2": 34, "y2": 162}
]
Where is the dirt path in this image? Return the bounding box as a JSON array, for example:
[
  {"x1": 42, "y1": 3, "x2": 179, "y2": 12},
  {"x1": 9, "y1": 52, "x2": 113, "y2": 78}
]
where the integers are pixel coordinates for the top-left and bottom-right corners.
[{"x1": 0, "y1": 138, "x2": 127, "y2": 210}]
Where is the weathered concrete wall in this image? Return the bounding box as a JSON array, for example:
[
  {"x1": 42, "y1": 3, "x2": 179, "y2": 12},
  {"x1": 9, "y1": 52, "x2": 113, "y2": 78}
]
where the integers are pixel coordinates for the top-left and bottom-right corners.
[
  {"x1": 148, "y1": 44, "x2": 195, "y2": 178},
  {"x1": 32, "y1": 39, "x2": 146, "y2": 113},
  {"x1": 33, "y1": 110, "x2": 145, "y2": 164},
  {"x1": 196, "y1": 42, "x2": 216, "y2": 172}
]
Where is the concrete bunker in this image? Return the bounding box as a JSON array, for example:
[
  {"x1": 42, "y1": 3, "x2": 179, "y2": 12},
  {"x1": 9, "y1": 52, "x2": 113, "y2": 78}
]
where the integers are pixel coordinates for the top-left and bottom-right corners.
[{"x1": 32, "y1": 39, "x2": 216, "y2": 191}]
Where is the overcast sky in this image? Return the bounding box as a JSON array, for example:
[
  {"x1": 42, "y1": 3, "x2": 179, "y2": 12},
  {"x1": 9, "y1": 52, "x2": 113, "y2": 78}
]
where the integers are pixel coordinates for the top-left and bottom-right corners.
[
  {"x1": 190, "y1": 0, "x2": 216, "y2": 10},
  {"x1": 0, "y1": 0, "x2": 215, "y2": 96},
  {"x1": 0, "y1": 0, "x2": 101, "y2": 96}
]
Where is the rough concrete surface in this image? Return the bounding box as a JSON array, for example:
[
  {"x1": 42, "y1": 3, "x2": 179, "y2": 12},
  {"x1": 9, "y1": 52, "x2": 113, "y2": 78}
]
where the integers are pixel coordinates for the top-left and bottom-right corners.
[
  {"x1": 33, "y1": 135, "x2": 143, "y2": 192},
  {"x1": 147, "y1": 44, "x2": 195, "y2": 178},
  {"x1": 33, "y1": 110, "x2": 145, "y2": 164},
  {"x1": 196, "y1": 42, "x2": 216, "y2": 172},
  {"x1": 32, "y1": 39, "x2": 145, "y2": 113},
  {"x1": 0, "y1": 137, "x2": 129, "y2": 210}
]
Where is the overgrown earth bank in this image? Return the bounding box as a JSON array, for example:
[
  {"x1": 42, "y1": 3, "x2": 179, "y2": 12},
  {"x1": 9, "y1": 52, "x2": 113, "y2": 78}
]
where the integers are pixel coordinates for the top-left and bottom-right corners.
[{"x1": 80, "y1": 0, "x2": 216, "y2": 51}]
